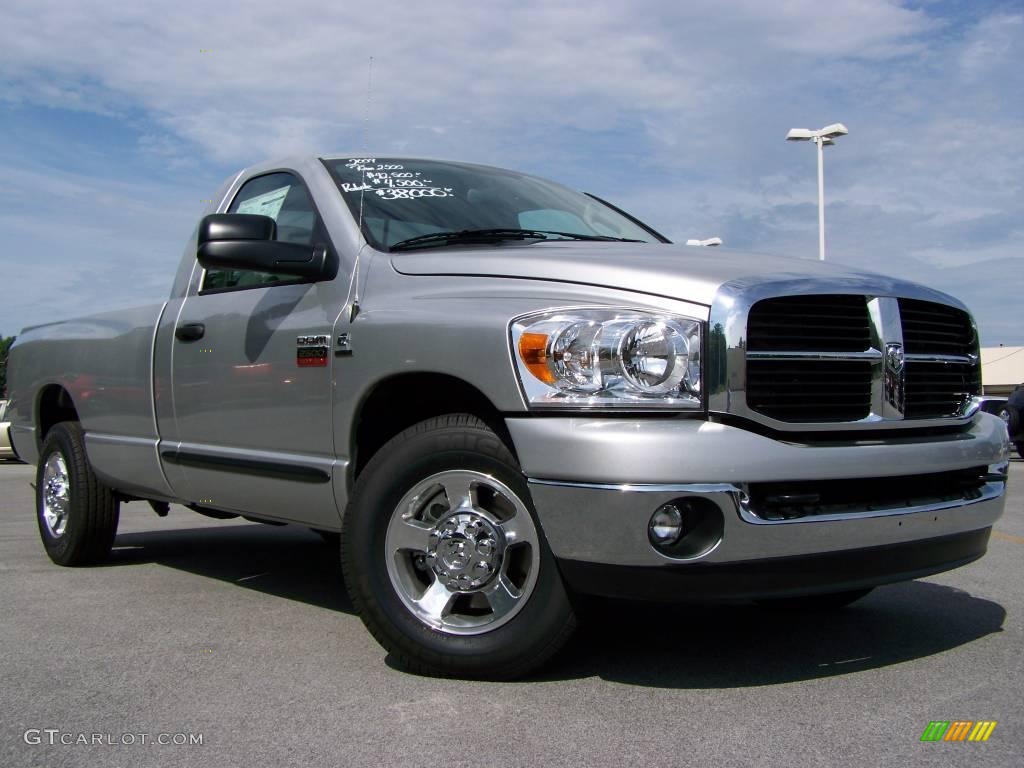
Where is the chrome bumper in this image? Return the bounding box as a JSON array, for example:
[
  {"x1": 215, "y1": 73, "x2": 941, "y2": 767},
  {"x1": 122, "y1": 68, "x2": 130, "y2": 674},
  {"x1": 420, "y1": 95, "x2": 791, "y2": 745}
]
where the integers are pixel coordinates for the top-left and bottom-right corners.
[
  {"x1": 507, "y1": 413, "x2": 1009, "y2": 568},
  {"x1": 528, "y1": 476, "x2": 1005, "y2": 567}
]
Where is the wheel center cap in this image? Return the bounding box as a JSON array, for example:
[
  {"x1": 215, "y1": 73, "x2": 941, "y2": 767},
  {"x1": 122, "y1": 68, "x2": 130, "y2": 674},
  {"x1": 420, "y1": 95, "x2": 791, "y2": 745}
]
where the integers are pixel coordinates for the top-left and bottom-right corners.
[
  {"x1": 426, "y1": 512, "x2": 503, "y2": 591},
  {"x1": 46, "y1": 478, "x2": 63, "y2": 500}
]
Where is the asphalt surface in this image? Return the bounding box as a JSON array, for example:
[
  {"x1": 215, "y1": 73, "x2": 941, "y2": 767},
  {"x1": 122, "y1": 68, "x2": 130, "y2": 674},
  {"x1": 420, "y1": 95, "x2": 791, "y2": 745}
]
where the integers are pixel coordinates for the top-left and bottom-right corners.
[{"x1": 1, "y1": 457, "x2": 1022, "y2": 768}]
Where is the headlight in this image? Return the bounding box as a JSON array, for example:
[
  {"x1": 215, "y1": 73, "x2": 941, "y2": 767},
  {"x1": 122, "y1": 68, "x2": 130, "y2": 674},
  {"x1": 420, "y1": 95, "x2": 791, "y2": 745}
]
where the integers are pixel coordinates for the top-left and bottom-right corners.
[{"x1": 511, "y1": 308, "x2": 703, "y2": 409}]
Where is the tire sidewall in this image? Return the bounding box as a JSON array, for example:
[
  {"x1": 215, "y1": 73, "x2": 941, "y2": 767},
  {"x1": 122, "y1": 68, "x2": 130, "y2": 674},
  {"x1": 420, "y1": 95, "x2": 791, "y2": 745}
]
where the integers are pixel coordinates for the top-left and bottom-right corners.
[
  {"x1": 35, "y1": 422, "x2": 117, "y2": 566},
  {"x1": 343, "y1": 420, "x2": 572, "y2": 674},
  {"x1": 36, "y1": 426, "x2": 78, "y2": 561}
]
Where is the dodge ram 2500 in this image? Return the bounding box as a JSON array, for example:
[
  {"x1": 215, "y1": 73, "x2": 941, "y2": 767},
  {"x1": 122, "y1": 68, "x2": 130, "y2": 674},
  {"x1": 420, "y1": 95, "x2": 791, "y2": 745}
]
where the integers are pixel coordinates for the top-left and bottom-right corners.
[{"x1": 7, "y1": 155, "x2": 1010, "y2": 678}]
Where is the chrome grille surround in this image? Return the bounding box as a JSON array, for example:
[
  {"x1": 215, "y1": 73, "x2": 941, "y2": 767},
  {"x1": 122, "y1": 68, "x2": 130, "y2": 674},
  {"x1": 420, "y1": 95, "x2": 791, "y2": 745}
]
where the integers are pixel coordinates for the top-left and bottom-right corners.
[{"x1": 707, "y1": 278, "x2": 982, "y2": 432}]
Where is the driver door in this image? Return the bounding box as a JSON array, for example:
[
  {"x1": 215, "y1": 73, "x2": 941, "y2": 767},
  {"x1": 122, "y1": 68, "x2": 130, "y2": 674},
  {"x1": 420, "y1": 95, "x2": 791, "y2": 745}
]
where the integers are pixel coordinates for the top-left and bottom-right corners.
[{"x1": 166, "y1": 171, "x2": 344, "y2": 529}]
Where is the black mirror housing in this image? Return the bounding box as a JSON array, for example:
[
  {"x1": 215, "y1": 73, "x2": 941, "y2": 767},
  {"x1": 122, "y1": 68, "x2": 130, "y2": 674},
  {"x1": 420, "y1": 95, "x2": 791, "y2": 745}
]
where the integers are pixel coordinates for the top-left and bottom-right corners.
[
  {"x1": 199, "y1": 213, "x2": 276, "y2": 244},
  {"x1": 196, "y1": 214, "x2": 338, "y2": 281}
]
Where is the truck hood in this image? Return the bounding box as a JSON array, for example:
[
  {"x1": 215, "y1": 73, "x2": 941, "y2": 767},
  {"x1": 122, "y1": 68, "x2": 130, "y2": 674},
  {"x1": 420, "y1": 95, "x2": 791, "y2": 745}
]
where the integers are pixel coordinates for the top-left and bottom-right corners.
[{"x1": 390, "y1": 241, "x2": 962, "y2": 309}]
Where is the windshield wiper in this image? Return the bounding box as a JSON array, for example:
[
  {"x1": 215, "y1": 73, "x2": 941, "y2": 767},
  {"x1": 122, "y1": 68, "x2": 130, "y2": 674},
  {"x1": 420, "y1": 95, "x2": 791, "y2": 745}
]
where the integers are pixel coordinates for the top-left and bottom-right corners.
[{"x1": 389, "y1": 228, "x2": 643, "y2": 252}]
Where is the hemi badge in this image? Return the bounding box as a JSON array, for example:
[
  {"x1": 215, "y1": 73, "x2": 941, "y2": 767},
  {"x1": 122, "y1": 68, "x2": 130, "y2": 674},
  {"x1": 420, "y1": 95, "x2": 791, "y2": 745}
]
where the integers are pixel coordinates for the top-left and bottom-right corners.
[{"x1": 297, "y1": 335, "x2": 330, "y2": 367}]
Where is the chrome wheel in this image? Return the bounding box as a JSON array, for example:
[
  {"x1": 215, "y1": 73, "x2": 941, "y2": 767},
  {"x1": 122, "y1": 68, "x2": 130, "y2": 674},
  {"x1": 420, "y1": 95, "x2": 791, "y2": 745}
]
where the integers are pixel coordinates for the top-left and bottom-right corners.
[
  {"x1": 42, "y1": 453, "x2": 70, "y2": 537},
  {"x1": 385, "y1": 470, "x2": 540, "y2": 635},
  {"x1": 343, "y1": 415, "x2": 577, "y2": 678}
]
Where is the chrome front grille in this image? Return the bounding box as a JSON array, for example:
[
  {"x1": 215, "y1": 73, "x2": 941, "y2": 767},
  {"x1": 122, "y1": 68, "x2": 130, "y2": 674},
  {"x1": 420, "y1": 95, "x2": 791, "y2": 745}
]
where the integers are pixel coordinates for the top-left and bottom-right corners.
[
  {"x1": 899, "y1": 299, "x2": 976, "y2": 355},
  {"x1": 746, "y1": 359, "x2": 873, "y2": 421},
  {"x1": 899, "y1": 298, "x2": 981, "y2": 418},
  {"x1": 904, "y1": 361, "x2": 980, "y2": 419},
  {"x1": 747, "y1": 294, "x2": 870, "y2": 353},
  {"x1": 743, "y1": 294, "x2": 979, "y2": 425}
]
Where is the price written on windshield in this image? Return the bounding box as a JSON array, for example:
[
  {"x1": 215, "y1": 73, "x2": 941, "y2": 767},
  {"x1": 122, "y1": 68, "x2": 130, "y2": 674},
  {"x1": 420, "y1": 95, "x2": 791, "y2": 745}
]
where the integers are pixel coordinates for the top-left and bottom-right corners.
[{"x1": 342, "y1": 159, "x2": 453, "y2": 200}]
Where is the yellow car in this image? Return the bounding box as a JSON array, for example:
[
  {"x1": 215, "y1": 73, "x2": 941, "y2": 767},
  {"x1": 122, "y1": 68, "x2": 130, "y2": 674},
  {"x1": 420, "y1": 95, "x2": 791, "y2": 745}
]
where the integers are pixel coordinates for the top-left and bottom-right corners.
[{"x1": 0, "y1": 399, "x2": 16, "y2": 460}]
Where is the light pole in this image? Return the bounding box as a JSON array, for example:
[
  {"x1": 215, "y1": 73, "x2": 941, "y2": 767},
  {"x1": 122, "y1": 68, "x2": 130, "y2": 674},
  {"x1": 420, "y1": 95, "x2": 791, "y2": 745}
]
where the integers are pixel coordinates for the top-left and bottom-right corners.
[{"x1": 786, "y1": 123, "x2": 848, "y2": 261}]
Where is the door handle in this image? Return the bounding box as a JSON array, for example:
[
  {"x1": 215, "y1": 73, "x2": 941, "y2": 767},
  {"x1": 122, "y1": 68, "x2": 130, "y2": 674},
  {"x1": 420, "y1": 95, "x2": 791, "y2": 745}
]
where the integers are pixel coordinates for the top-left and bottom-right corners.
[{"x1": 175, "y1": 323, "x2": 206, "y2": 342}]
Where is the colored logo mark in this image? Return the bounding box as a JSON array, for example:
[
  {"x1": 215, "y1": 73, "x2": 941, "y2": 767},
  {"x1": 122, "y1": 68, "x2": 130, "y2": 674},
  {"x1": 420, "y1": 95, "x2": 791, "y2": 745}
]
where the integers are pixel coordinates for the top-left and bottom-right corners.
[{"x1": 920, "y1": 721, "x2": 997, "y2": 742}]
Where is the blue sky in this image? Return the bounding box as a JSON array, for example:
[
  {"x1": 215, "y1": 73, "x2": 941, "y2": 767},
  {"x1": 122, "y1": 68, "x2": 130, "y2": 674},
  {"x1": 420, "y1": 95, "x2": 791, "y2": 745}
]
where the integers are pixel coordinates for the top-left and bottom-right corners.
[{"x1": 1, "y1": 0, "x2": 1021, "y2": 343}]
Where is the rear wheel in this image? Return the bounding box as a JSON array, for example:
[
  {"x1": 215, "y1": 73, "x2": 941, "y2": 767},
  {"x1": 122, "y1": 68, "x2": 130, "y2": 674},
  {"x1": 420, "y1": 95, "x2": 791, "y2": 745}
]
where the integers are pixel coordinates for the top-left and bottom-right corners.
[
  {"x1": 757, "y1": 587, "x2": 873, "y2": 612},
  {"x1": 35, "y1": 422, "x2": 120, "y2": 566},
  {"x1": 341, "y1": 414, "x2": 576, "y2": 679}
]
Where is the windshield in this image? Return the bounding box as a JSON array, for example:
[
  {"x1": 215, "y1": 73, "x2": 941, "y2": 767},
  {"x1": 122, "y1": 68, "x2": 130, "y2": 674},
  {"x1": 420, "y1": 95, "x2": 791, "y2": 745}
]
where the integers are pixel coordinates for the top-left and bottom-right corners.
[{"x1": 322, "y1": 158, "x2": 667, "y2": 251}]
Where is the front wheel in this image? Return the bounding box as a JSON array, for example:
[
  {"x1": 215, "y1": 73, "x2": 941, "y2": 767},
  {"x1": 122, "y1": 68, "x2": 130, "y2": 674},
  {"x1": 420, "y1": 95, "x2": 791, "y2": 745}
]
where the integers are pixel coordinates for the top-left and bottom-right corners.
[
  {"x1": 35, "y1": 422, "x2": 120, "y2": 566},
  {"x1": 341, "y1": 414, "x2": 576, "y2": 679}
]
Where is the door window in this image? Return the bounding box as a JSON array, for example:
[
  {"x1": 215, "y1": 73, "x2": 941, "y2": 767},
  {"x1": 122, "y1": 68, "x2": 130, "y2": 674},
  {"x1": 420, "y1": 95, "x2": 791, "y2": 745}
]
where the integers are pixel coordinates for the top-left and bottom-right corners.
[{"x1": 202, "y1": 172, "x2": 325, "y2": 292}]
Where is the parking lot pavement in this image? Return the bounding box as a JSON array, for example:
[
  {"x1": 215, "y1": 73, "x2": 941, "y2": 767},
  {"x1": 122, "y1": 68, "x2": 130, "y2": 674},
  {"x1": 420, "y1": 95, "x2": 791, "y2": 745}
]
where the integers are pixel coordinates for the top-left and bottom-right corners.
[{"x1": 1, "y1": 458, "x2": 1021, "y2": 768}]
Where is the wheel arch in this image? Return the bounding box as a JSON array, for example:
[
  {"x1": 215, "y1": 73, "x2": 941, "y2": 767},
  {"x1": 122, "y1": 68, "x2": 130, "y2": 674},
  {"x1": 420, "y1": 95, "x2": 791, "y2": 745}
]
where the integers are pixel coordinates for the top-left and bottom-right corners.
[
  {"x1": 36, "y1": 384, "x2": 80, "y2": 450},
  {"x1": 349, "y1": 372, "x2": 515, "y2": 487}
]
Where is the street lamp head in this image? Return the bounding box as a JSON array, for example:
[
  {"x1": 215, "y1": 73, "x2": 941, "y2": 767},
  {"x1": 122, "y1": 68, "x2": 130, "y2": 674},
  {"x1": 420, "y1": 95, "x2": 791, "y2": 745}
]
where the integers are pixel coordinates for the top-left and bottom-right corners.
[
  {"x1": 819, "y1": 123, "x2": 848, "y2": 139},
  {"x1": 786, "y1": 123, "x2": 848, "y2": 141},
  {"x1": 786, "y1": 128, "x2": 815, "y2": 141}
]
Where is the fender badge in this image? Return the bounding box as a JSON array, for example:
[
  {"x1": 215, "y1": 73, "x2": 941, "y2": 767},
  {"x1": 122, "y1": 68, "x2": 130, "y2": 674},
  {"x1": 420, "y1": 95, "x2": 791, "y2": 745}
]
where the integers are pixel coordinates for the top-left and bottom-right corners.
[{"x1": 297, "y1": 335, "x2": 330, "y2": 367}]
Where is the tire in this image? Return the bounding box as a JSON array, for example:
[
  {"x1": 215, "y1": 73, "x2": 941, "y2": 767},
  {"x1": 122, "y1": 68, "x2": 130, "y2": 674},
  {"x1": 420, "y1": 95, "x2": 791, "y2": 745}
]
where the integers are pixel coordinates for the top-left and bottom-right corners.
[
  {"x1": 757, "y1": 587, "x2": 873, "y2": 612},
  {"x1": 36, "y1": 422, "x2": 120, "y2": 566},
  {"x1": 341, "y1": 414, "x2": 576, "y2": 679},
  {"x1": 1016, "y1": 442, "x2": 1023, "y2": 460}
]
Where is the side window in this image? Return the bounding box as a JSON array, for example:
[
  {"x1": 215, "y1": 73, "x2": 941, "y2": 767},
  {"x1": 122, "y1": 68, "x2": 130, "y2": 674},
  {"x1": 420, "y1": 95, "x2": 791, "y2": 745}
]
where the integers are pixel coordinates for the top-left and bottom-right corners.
[{"x1": 202, "y1": 172, "x2": 324, "y2": 292}]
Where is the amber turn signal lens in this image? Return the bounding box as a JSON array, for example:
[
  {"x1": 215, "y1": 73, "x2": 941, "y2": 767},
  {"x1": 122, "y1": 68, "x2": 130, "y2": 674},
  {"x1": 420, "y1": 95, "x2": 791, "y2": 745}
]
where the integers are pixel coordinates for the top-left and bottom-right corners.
[{"x1": 518, "y1": 332, "x2": 555, "y2": 384}]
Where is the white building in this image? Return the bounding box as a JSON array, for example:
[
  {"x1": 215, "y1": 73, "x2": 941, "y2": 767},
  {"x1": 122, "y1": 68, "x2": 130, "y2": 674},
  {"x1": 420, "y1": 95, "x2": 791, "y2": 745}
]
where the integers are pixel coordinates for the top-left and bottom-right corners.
[{"x1": 981, "y1": 347, "x2": 1024, "y2": 396}]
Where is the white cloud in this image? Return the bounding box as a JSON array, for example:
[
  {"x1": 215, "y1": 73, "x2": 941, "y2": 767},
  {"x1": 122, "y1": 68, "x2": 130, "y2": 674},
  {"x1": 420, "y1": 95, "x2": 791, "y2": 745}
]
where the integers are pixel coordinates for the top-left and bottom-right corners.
[
  {"x1": 0, "y1": 161, "x2": 199, "y2": 335},
  {"x1": 0, "y1": 0, "x2": 942, "y2": 162},
  {"x1": 958, "y1": 12, "x2": 1024, "y2": 80},
  {"x1": 0, "y1": 1, "x2": 1021, "y2": 342}
]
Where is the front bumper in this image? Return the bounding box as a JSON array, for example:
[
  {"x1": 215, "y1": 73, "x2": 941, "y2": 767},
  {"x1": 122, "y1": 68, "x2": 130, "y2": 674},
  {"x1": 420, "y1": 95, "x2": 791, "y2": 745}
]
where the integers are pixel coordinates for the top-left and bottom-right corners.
[
  {"x1": 506, "y1": 413, "x2": 1009, "y2": 598},
  {"x1": 556, "y1": 528, "x2": 992, "y2": 601}
]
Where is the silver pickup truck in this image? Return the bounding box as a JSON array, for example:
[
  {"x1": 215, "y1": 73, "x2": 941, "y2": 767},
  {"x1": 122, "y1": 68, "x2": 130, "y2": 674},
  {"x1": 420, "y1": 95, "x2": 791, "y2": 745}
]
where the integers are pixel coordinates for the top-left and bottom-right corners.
[{"x1": 7, "y1": 156, "x2": 1010, "y2": 678}]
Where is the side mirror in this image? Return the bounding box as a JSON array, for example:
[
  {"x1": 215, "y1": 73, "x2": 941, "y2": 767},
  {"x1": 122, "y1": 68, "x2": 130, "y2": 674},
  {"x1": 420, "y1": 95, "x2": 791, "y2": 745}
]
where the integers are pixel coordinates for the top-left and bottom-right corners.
[{"x1": 196, "y1": 214, "x2": 336, "y2": 281}]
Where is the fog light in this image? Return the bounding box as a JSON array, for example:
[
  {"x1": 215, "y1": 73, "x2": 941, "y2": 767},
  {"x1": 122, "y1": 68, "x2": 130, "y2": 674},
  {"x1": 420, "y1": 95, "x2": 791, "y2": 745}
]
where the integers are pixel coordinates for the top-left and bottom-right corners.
[{"x1": 648, "y1": 503, "x2": 685, "y2": 546}]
